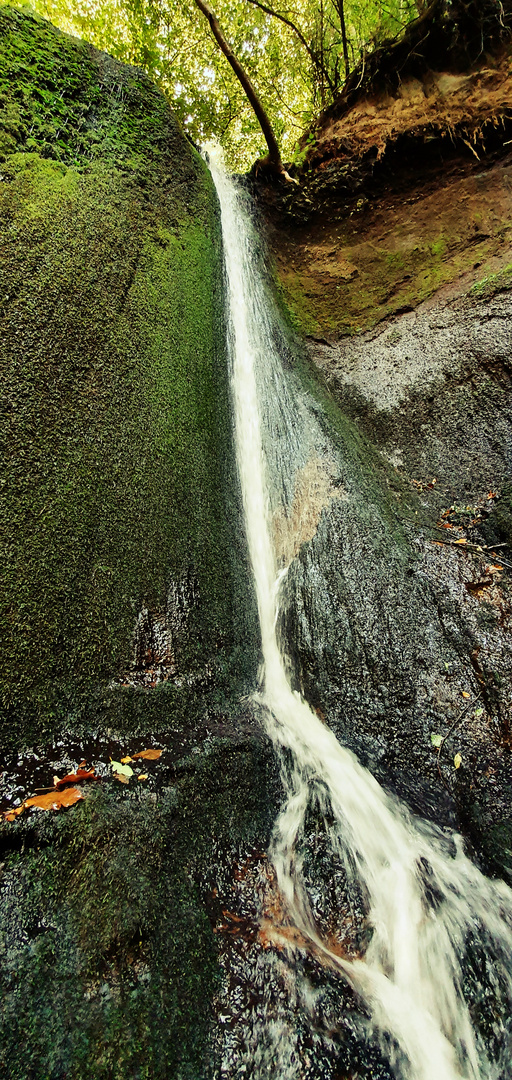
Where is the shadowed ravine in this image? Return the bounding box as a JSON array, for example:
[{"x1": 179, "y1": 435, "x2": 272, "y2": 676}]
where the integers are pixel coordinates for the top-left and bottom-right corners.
[{"x1": 207, "y1": 147, "x2": 512, "y2": 1080}]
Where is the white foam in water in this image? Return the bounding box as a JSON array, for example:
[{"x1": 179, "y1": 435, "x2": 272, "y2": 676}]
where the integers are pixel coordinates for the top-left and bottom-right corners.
[{"x1": 207, "y1": 143, "x2": 512, "y2": 1080}]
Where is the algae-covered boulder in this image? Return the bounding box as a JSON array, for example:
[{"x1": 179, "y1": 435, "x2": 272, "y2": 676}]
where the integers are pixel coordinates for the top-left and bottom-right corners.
[
  {"x1": 0, "y1": 10, "x2": 277, "y2": 1079},
  {"x1": 0, "y1": 5, "x2": 255, "y2": 749}
]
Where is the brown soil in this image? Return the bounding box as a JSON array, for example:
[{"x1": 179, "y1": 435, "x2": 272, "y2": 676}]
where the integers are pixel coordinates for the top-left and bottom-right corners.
[
  {"x1": 255, "y1": 47, "x2": 512, "y2": 340},
  {"x1": 256, "y1": 63, "x2": 512, "y2": 339},
  {"x1": 308, "y1": 50, "x2": 512, "y2": 172}
]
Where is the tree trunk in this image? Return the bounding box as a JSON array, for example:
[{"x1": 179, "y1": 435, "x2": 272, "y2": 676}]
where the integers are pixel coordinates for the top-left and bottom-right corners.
[
  {"x1": 333, "y1": 0, "x2": 350, "y2": 78},
  {"x1": 192, "y1": 0, "x2": 287, "y2": 176}
]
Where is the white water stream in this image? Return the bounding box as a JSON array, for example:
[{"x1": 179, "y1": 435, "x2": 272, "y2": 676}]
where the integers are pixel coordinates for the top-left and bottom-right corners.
[{"x1": 208, "y1": 148, "x2": 512, "y2": 1080}]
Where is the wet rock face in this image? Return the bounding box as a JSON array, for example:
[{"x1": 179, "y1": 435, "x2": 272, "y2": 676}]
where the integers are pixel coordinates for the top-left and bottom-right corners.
[
  {"x1": 0, "y1": 13, "x2": 263, "y2": 1080},
  {"x1": 308, "y1": 289, "x2": 512, "y2": 503},
  {"x1": 0, "y1": 712, "x2": 282, "y2": 1080},
  {"x1": 256, "y1": 69, "x2": 512, "y2": 879},
  {"x1": 276, "y1": 283, "x2": 512, "y2": 879},
  {"x1": 0, "y1": 7, "x2": 257, "y2": 751}
]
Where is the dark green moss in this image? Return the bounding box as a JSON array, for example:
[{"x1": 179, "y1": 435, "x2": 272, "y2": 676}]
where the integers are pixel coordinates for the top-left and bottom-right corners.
[
  {"x1": 0, "y1": 5, "x2": 179, "y2": 171},
  {"x1": 0, "y1": 730, "x2": 278, "y2": 1080},
  {"x1": 0, "y1": 9, "x2": 257, "y2": 747}
]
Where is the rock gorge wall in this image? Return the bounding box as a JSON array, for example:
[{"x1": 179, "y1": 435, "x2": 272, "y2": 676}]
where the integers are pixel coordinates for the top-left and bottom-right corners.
[
  {"x1": 0, "y1": 11, "x2": 274, "y2": 1079},
  {"x1": 257, "y1": 62, "x2": 512, "y2": 880},
  {"x1": 0, "y1": 4, "x2": 257, "y2": 751},
  {"x1": 1, "y1": 7, "x2": 512, "y2": 1079}
]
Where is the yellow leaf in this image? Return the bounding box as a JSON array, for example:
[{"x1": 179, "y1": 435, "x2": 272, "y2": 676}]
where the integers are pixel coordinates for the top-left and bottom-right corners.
[
  {"x1": 120, "y1": 756, "x2": 133, "y2": 764},
  {"x1": 454, "y1": 753, "x2": 462, "y2": 769},
  {"x1": 454, "y1": 538, "x2": 467, "y2": 545},
  {"x1": 462, "y1": 691, "x2": 470, "y2": 698},
  {"x1": 131, "y1": 749, "x2": 163, "y2": 760},
  {"x1": 137, "y1": 774, "x2": 148, "y2": 781},
  {"x1": 111, "y1": 761, "x2": 133, "y2": 777}
]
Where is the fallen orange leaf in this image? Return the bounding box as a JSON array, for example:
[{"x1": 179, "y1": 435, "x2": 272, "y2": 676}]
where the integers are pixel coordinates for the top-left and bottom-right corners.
[
  {"x1": 3, "y1": 787, "x2": 84, "y2": 821},
  {"x1": 54, "y1": 768, "x2": 99, "y2": 790},
  {"x1": 454, "y1": 538, "x2": 467, "y2": 545},
  {"x1": 113, "y1": 772, "x2": 130, "y2": 784},
  {"x1": 4, "y1": 804, "x2": 25, "y2": 822},
  {"x1": 137, "y1": 774, "x2": 148, "y2": 781},
  {"x1": 120, "y1": 756, "x2": 133, "y2": 764},
  {"x1": 489, "y1": 565, "x2": 503, "y2": 572},
  {"x1": 462, "y1": 691, "x2": 471, "y2": 699},
  {"x1": 130, "y1": 749, "x2": 163, "y2": 760},
  {"x1": 488, "y1": 492, "x2": 497, "y2": 500}
]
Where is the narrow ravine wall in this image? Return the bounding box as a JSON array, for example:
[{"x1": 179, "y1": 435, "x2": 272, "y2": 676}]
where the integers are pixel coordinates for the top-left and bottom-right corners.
[
  {"x1": 0, "y1": 5, "x2": 257, "y2": 751},
  {"x1": 255, "y1": 76, "x2": 512, "y2": 886},
  {"x1": 0, "y1": 11, "x2": 276, "y2": 1079}
]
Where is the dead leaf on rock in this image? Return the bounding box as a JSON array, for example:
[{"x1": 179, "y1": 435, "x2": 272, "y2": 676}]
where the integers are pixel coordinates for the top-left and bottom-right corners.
[
  {"x1": 111, "y1": 761, "x2": 133, "y2": 778},
  {"x1": 465, "y1": 578, "x2": 492, "y2": 594},
  {"x1": 4, "y1": 787, "x2": 84, "y2": 822},
  {"x1": 137, "y1": 774, "x2": 148, "y2": 781},
  {"x1": 54, "y1": 768, "x2": 99, "y2": 790},
  {"x1": 454, "y1": 538, "x2": 467, "y2": 545},
  {"x1": 120, "y1": 756, "x2": 133, "y2": 764},
  {"x1": 462, "y1": 691, "x2": 471, "y2": 698},
  {"x1": 454, "y1": 753, "x2": 462, "y2": 769},
  {"x1": 131, "y1": 749, "x2": 163, "y2": 760},
  {"x1": 113, "y1": 772, "x2": 130, "y2": 784}
]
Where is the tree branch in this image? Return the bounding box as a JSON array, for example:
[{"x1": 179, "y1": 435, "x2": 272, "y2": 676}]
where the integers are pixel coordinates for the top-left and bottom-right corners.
[
  {"x1": 192, "y1": 0, "x2": 288, "y2": 174},
  {"x1": 244, "y1": 0, "x2": 336, "y2": 95}
]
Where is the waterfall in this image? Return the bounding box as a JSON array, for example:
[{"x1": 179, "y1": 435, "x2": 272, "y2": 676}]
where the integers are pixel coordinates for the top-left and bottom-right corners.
[{"x1": 207, "y1": 146, "x2": 512, "y2": 1080}]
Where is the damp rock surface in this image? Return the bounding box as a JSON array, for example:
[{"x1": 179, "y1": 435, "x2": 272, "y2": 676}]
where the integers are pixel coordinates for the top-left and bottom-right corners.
[
  {"x1": 0, "y1": 5, "x2": 257, "y2": 752},
  {"x1": 2, "y1": 8, "x2": 512, "y2": 1080}
]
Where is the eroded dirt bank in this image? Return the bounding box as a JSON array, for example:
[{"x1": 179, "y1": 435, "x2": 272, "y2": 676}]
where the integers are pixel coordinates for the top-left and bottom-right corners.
[{"x1": 259, "y1": 45, "x2": 512, "y2": 338}]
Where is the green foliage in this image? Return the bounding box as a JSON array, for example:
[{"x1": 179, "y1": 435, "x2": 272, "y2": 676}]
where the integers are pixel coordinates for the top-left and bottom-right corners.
[{"x1": 10, "y1": 0, "x2": 419, "y2": 169}]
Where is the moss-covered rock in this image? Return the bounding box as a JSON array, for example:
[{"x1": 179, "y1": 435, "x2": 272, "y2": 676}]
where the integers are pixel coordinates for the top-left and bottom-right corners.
[
  {"x1": 0, "y1": 15, "x2": 275, "y2": 1077},
  {"x1": 0, "y1": 729, "x2": 279, "y2": 1079},
  {"x1": 0, "y1": 6, "x2": 256, "y2": 749}
]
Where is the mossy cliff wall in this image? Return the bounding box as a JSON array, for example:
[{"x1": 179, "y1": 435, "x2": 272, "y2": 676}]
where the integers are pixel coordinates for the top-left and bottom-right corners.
[
  {"x1": 0, "y1": 6, "x2": 255, "y2": 749},
  {"x1": 0, "y1": 11, "x2": 277, "y2": 1079}
]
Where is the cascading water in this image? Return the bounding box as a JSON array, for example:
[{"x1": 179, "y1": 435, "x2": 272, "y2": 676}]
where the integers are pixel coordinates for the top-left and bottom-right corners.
[{"x1": 207, "y1": 146, "x2": 512, "y2": 1080}]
